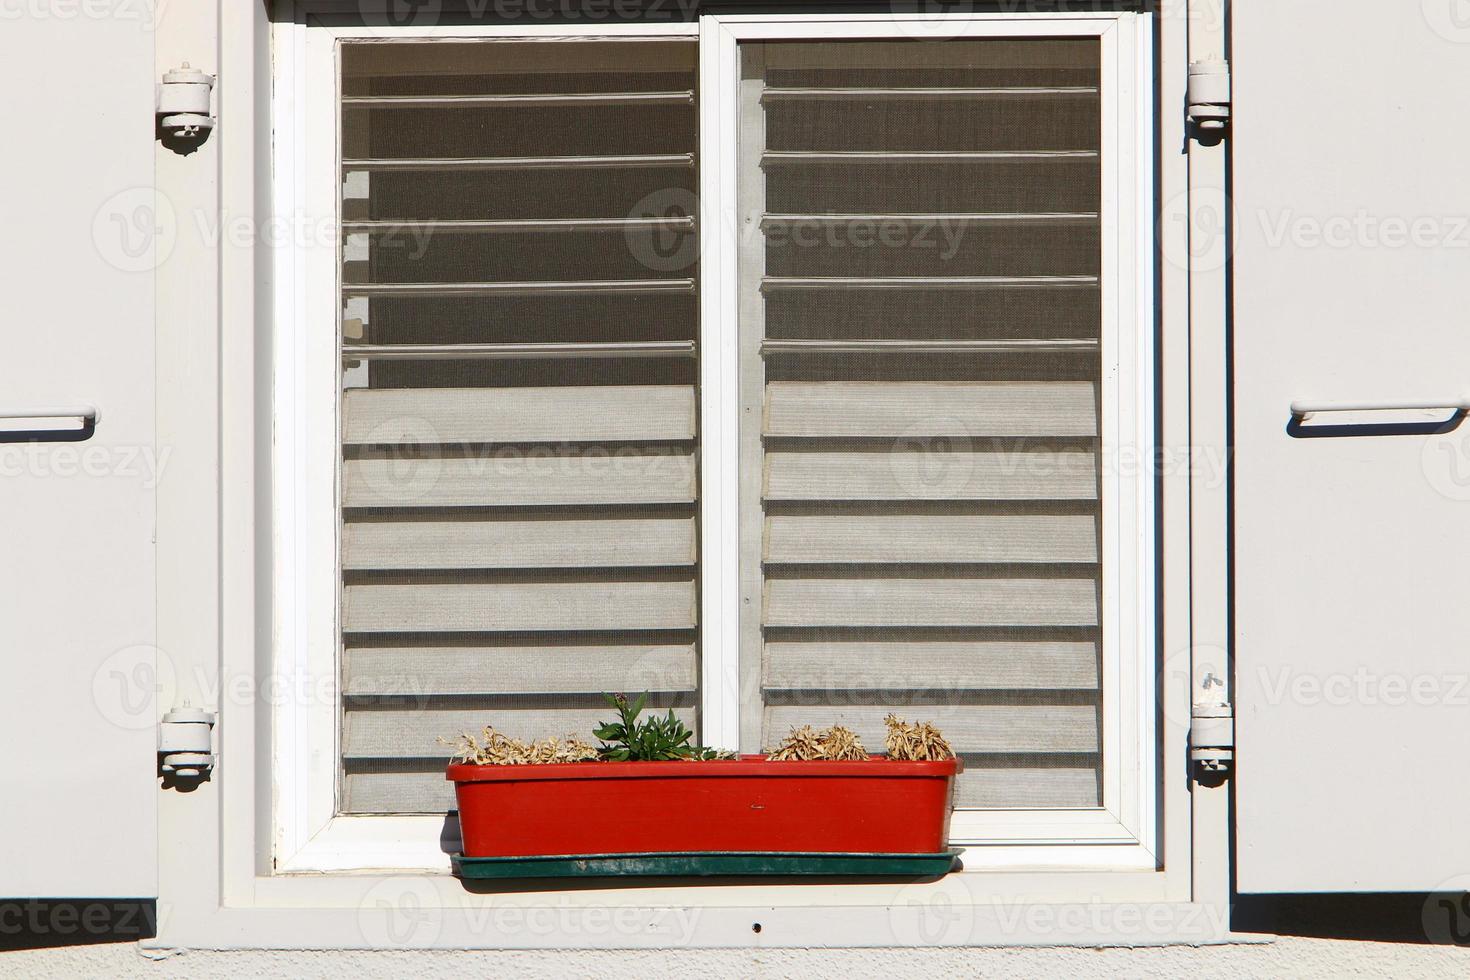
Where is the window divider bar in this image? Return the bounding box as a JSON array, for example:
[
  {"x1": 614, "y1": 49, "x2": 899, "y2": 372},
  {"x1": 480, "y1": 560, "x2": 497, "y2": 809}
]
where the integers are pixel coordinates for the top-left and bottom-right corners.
[
  {"x1": 342, "y1": 279, "x2": 696, "y2": 297},
  {"x1": 341, "y1": 217, "x2": 695, "y2": 234},
  {"x1": 762, "y1": 150, "x2": 1098, "y2": 163},
  {"x1": 342, "y1": 91, "x2": 695, "y2": 107},
  {"x1": 760, "y1": 86, "x2": 1098, "y2": 100},
  {"x1": 761, "y1": 276, "x2": 1099, "y2": 290},
  {"x1": 340, "y1": 341, "x2": 697, "y2": 361},
  {"x1": 759, "y1": 339, "x2": 1100, "y2": 355},
  {"x1": 342, "y1": 153, "x2": 695, "y2": 171}
]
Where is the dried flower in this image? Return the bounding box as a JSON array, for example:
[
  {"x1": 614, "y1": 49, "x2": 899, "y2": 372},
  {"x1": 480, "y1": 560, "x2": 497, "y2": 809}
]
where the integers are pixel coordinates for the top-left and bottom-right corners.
[
  {"x1": 883, "y1": 713, "x2": 955, "y2": 761},
  {"x1": 766, "y1": 724, "x2": 870, "y2": 761},
  {"x1": 439, "y1": 726, "x2": 599, "y2": 766}
]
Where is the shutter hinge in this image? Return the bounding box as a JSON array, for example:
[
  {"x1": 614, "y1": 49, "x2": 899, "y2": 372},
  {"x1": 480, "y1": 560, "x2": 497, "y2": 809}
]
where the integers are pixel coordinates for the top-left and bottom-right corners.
[
  {"x1": 156, "y1": 63, "x2": 215, "y2": 145},
  {"x1": 158, "y1": 705, "x2": 216, "y2": 782},
  {"x1": 1186, "y1": 56, "x2": 1231, "y2": 135},
  {"x1": 1190, "y1": 700, "x2": 1234, "y2": 778}
]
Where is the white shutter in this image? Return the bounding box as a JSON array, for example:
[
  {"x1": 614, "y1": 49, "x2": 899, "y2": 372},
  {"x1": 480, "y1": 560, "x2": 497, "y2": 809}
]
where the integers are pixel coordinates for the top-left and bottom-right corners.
[
  {"x1": 1234, "y1": 1, "x2": 1470, "y2": 891},
  {"x1": 0, "y1": 18, "x2": 157, "y2": 896},
  {"x1": 336, "y1": 41, "x2": 700, "y2": 813},
  {"x1": 736, "y1": 38, "x2": 1105, "y2": 808}
]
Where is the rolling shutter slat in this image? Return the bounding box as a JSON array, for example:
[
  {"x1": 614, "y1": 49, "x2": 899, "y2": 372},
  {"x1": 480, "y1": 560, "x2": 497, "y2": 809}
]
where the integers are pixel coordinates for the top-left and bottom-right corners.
[
  {"x1": 343, "y1": 582, "x2": 696, "y2": 634},
  {"x1": 343, "y1": 518, "x2": 697, "y2": 570},
  {"x1": 764, "y1": 381, "x2": 1096, "y2": 437},
  {"x1": 342, "y1": 385, "x2": 696, "y2": 444},
  {"x1": 764, "y1": 450, "x2": 1097, "y2": 501},
  {"x1": 765, "y1": 515, "x2": 1098, "y2": 564},
  {"x1": 344, "y1": 644, "x2": 697, "y2": 696},
  {"x1": 763, "y1": 640, "x2": 1099, "y2": 691},
  {"x1": 765, "y1": 578, "x2": 1098, "y2": 629},
  {"x1": 344, "y1": 706, "x2": 698, "y2": 760},
  {"x1": 343, "y1": 451, "x2": 696, "y2": 508}
]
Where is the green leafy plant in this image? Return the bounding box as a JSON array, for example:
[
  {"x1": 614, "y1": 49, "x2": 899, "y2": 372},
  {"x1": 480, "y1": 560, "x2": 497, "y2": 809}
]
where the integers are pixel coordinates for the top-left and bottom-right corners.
[{"x1": 594, "y1": 692, "x2": 733, "y2": 761}]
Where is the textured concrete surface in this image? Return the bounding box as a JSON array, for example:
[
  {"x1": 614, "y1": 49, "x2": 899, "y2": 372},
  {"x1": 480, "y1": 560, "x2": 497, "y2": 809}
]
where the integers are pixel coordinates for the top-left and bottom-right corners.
[{"x1": 5, "y1": 939, "x2": 1470, "y2": 978}]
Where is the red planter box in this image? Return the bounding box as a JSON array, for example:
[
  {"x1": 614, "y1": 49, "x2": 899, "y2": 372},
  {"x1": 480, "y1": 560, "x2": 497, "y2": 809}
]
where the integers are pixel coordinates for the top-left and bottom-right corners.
[{"x1": 449, "y1": 755, "x2": 957, "y2": 857}]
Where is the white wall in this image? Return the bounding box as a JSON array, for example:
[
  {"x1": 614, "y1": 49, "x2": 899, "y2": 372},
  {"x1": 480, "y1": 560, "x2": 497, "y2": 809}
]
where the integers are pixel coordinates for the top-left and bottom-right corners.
[{"x1": 7, "y1": 938, "x2": 1470, "y2": 977}]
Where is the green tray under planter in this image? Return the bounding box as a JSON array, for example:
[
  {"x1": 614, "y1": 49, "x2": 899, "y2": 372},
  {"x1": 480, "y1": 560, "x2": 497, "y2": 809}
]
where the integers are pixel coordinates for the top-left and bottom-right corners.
[{"x1": 452, "y1": 850, "x2": 962, "y2": 880}]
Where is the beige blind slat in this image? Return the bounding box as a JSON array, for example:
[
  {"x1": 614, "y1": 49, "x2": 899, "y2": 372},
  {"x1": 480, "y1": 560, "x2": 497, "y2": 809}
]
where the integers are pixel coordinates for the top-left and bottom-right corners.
[
  {"x1": 343, "y1": 517, "x2": 697, "y2": 570},
  {"x1": 764, "y1": 450, "x2": 1098, "y2": 501},
  {"x1": 344, "y1": 581, "x2": 696, "y2": 633},
  {"x1": 765, "y1": 381, "x2": 1097, "y2": 438},
  {"x1": 343, "y1": 385, "x2": 696, "y2": 444},
  {"x1": 763, "y1": 640, "x2": 1099, "y2": 691},
  {"x1": 765, "y1": 578, "x2": 1099, "y2": 628},
  {"x1": 345, "y1": 705, "x2": 698, "y2": 759},
  {"x1": 343, "y1": 451, "x2": 696, "y2": 508},
  {"x1": 764, "y1": 514, "x2": 1098, "y2": 564},
  {"x1": 345, "y1": 644, "x2": 697, "y2": 696},
  {"x1": 763, "y1": 704, "x2": 1098, "y2": 755}
]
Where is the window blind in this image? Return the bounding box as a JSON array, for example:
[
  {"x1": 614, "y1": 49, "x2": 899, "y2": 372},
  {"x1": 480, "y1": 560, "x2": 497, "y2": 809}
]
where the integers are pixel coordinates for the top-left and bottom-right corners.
[
  {"x1": 737, "y1": 39, "x2": 1104, "y2": 808},
  {"x1": 337, "y1": 41, "x2": 700, "y2": 813}
]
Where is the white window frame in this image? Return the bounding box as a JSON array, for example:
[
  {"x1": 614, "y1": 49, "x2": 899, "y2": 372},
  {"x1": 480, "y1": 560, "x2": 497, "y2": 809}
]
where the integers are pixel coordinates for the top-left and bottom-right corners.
[{"x1": 271, "y1": 5, "x2": 1157, "y2": 877}]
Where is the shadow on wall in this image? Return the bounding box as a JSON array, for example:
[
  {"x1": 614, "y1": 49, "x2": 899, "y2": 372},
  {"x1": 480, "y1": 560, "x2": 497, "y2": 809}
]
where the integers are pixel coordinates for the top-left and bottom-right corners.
[
  {"x1": 1235, "y1": 893, "x2": 1470, "y2": 945},
  {"x1": 0, "y1": 901, "x2": 156, "y2": 952}
]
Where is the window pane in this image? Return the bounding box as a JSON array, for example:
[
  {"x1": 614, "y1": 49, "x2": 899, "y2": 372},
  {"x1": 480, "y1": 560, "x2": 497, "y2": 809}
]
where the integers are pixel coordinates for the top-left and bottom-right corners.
[
  {"x1": 738, "y1": 38, "x2": 1103, "y2": 808},
  {"x1": 337, "y1": 40, "x2": 700, "y2": 814}
]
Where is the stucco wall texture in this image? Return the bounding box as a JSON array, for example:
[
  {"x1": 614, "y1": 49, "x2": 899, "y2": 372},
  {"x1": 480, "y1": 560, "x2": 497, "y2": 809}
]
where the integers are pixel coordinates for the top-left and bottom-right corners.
[{"x1": 5, "y1": 940, "x2": 1470, "y2": 978}]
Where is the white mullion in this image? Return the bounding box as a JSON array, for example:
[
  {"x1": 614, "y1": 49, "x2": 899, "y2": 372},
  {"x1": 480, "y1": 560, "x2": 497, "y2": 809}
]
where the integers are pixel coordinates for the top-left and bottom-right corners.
[{"x1": 699, "y1": 19, "x2": 743, "y2": 752}]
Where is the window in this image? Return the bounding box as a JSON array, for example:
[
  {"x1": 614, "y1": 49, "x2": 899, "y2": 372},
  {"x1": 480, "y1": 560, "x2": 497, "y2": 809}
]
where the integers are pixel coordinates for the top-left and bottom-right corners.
[
  {"x1": 735, "y1": 38, "x2": 1106, "y2": 812},
  {"x1": 334, "y1": 39, "x2": 702, "y2": 814},
  {"x1": 277, "y1": 13, "x2": 1153, "y2": 872}
]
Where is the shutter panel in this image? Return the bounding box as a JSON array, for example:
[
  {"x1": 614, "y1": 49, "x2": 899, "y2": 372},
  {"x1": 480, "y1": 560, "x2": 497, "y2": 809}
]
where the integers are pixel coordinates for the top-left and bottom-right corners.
[
  {"x1": 0, "y1": 16, "x2": 157, "y2": 896},
  {"x1": 1233, "y1": 1, "x2": 1470, "y2": 891},
  {"x1": 737, "y1": 39, "x2": 1104, "y2": 807},
  {"x1": 337, "y1": 41, "x2": 699, "y2": 813}
]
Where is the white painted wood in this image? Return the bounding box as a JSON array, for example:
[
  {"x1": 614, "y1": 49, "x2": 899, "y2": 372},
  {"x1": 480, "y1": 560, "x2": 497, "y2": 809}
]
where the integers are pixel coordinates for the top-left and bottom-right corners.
[
  {"x1": 343, "y1": 581, "x2": 697, "y2": 633},
  {"x1": 764, "y1": 639, "x2": 1099, "y2": 690},
  {"x1": 765, "y1": 514, "x2": 1099, "y2": 564},
  {"x1": 1233, "y1": 0, "x2": 1470, "y2": 893},
  {"x1": 343, "y1": 450, "x2": 696, "y2": 507},
  {"x1": 0, "y1": 12, "x2": 157, "y2": 898},
  {"x1": 765, "y1": 382, "x2": 1098, "y2": 438},
  {"x1": 765, "y1": 577, "x2": 1098, "y2": 628},
  {"x1": 343, "y1": 643, "x2": 697, "y2": 695},
  {"x1": 764, "y1": 450, "x2": 1098, "y2": 501},
  {"x1": 342, "y1": 385, "x2": 696, "y2": 444},
  {"x1": 342, "y1": 517, "x2": 697, "y2": 569},
  {"x1": 763, "y1": 704, "x2": 1098, "y2": 754},
  {"x1": 343, "y1": 705, "x2": 697, "y2": 758}
]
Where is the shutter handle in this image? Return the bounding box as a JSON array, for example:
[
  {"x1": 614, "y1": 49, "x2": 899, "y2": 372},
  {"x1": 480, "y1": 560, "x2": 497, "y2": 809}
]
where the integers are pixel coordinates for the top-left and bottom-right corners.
[
  {"x1": 0, "y1": 405, "x2": 99, "y2": 441},
  {"x1": 1290, "y1": 398, "x2": 1470, "y2": 422}
]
